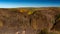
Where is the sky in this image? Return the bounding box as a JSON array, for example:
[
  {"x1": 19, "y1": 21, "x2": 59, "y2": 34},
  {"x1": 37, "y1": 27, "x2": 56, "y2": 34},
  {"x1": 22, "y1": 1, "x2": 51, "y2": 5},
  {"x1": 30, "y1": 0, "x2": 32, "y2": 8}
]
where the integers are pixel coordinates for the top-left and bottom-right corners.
[{"x1": 0, "y1": 0, "x2": 60, "y2": 8}]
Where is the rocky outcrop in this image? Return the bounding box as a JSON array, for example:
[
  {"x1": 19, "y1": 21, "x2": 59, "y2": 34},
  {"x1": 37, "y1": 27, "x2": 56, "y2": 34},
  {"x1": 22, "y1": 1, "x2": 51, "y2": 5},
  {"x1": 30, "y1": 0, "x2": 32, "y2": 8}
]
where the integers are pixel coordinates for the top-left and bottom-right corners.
[{"x1": 0, "y1": 7, "x2": 60, "y2": 34}]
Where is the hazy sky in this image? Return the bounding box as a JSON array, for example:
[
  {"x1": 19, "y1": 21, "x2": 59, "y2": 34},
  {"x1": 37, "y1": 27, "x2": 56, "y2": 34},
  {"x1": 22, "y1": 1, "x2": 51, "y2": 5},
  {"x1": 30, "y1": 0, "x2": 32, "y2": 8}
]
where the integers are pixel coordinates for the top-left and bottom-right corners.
[{"x1": 0, "y1": 0, "x2": 60, "y2": 8}]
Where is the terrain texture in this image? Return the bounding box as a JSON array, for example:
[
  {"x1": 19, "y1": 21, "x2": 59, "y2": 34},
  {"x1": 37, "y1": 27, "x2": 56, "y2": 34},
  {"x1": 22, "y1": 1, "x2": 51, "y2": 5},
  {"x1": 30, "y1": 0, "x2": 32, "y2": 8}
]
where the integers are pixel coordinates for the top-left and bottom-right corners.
[{"x1": 0, "y1": 7, "x2": 60, "y2": 34}]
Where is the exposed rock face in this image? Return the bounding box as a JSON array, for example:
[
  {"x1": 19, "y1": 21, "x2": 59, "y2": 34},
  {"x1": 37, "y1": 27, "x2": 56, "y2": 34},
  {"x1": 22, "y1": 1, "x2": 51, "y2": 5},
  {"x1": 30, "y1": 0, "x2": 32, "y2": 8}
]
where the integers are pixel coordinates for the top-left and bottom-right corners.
[{"x1": 0, "y1": 8, "x2": 60, "y2": 34}]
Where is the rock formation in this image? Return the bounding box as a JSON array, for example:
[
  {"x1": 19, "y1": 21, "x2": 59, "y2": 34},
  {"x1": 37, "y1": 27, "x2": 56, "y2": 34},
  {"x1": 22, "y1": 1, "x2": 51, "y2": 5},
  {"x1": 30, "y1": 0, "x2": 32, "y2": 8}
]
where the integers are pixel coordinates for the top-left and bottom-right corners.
[{"x1": 0, "y1": 7, "x2": 60, "y2": 34}]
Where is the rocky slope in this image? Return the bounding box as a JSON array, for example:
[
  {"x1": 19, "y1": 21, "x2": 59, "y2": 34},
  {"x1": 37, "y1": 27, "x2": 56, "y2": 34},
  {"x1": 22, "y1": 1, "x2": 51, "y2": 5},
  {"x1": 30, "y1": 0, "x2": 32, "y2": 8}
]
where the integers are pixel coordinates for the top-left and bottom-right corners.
[{"x1": 0, "y1": 7, "x2": 60, "y2": 34}]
